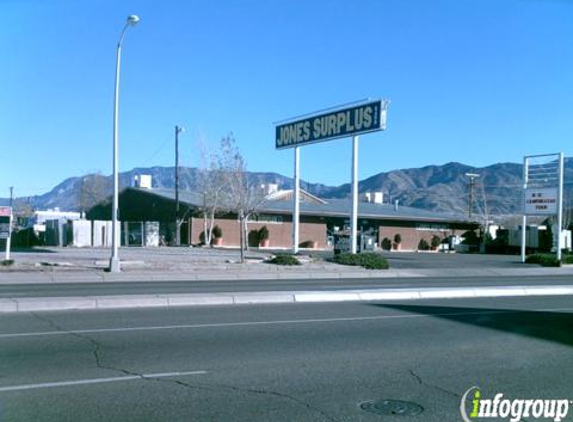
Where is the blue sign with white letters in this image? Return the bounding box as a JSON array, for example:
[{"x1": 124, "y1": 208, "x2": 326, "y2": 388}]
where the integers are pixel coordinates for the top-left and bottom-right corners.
[{"x1": 275, "y1": 100, "x2": 387, "y2": 149}]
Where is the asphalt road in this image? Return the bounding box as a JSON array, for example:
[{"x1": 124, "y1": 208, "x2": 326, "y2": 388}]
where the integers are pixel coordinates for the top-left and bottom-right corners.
[
  {"x1": 1, "y1": 296, "x2": 573, "y2": 421},
  {"x1": 0, "y1": 274, "x2": 572, "y2": 298}
]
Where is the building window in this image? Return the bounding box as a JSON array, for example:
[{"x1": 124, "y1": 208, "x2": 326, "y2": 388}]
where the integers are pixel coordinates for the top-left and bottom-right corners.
[
  {"x1": 416, "y1": 223, "x2": 449, "y2": 231},
  {"x1": 248, "y1": 214, "x2": 284, "y2": 224}
]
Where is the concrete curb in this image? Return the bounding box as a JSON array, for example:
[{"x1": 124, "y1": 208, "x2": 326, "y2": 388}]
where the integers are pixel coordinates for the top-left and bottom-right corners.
[
  {"x1": 2, "y1": 266, "x2": 573, "y2": 284},
  {"x1": 2, "y1": 285, "x2": 573, "y2": 313}
]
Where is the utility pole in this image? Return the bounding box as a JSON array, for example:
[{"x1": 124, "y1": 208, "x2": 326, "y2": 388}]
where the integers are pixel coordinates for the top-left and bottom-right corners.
[
  {"x1": 9, "y1": 187, "x2": 13, "y2": 208},
  {"x1": 465, "y1": 173, "x2": 480, "y2": 219},
  {"x1": 174, "y1": 125, "x2": 184, "y2": 246}
]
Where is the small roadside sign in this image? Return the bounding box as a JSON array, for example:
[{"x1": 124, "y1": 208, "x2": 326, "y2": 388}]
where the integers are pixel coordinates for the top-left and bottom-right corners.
[
  {"x1": 0, "y1": 223, "x2": 10, "y2": 240},
  {"x1": 524, "y1": 188, "x2": 558, "y2": 215},
  {"x1": 0, "y1": 206, "x2": 12, "y2": 217},
  {"x1": 0, "y1": 206, "x2": 13, "y2": 260}
]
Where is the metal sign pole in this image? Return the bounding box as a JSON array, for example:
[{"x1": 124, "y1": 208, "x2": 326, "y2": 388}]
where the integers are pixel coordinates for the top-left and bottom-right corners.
[
  {"x1": 557, "y1": 152, "x2": 564, "y2": 261},
  {"x1": 350, "y1": 136, "x2": 359, "y2": 254},
  {"x1": 293, "y1": 147, "x2": 300, "y2": 254},
  {"x1": 5, "y1": 214, "x2": 12, "y2": 261},
  {"x1": 521, "y1": 157, "x2": 528, "y2": 263}
]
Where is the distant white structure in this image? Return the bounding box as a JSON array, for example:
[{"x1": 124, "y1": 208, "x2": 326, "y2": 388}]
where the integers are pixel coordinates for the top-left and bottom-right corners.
[
  {"x1": 362, "y1": 191, "x2": 384, "y2": 204},
  {"x1": 260, "y1": 183, "x2": 279, "y2": 195},
  {"x1": 133, "y1": 175, "x2": 153, "y2": 189},
  {"x1": 32, "y1": 209, "x2": 81, "y2": 226}
]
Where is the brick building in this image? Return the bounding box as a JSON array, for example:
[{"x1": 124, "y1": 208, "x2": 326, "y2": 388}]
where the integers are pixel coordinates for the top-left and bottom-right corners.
[{"x1": 87, "y1": 187, "x2": 478, "y2": 250}]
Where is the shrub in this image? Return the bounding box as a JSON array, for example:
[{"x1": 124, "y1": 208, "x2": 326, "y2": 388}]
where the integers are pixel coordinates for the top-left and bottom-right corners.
[
  {"x1": 525, "y1": 254, "x2": 561, "y2": 267},
  {"x1": 393, "y1": 234, "x2": 402, "y2": 244},
  {"x1": 212, "y1": 225, "x2": 222, "y2": 239},
  {"x1": 1, "y1": 259, "x2": 14, "y2": 266},
  {"x1": 418, "y1": 239, "x2": 430, "y2": 251},
  {"x1": 267, "y1": 254, "x2": 301, "y2": 266},
  {"x1": 462, "y1": 230, "x2": 479, "y2": 245},
  {"x1": 332, "y1": 253, "x2": 389, "y2": 270},
  {"x1": 248, "y1": 229, "x2": 260, "y2": 247},
  {"x1": 299, "y1": 240, "x2": 316, "y2": 248},
  {"x1": 562, "y1": 254, "x2": 573, "y2": 265},
  {"x1": 381, "y1": 237, "x2": 392, "y2": 251},
  {"x1": 431, "y1": 235, "x2": 441, "y2": 249},
  {"x1": 258, "y1": 225, "x2": 269, "y2": 241}
]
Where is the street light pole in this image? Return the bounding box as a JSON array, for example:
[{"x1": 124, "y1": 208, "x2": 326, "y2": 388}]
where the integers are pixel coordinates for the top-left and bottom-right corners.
[
  {"x1": 109, "y1": 15, "x2": 140, "y2": 273},
  {"x1": 174, "y1": 125, "x2": 184, "y2": 246},
  {"x1": 465, "y1": 173, "x2": 480, "y2": 219}
]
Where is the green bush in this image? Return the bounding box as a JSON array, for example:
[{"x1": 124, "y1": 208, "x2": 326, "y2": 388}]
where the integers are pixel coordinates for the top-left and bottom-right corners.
[
  {"x1": 299, "y1": 240, "x2": 316, "y2": 248},
  {"x1": 332, "y1": 253, "x2": 389, "y2": 270},
  {"x1": 1, "y1": 259, "x2": 14, "y2": 266},
  {"x1": 267, "y1": 254, "x2": 301, "y2": 266},
  {"x1": 212, "y1": 225, "x2": 222, "y2": 239},
  {"x1": 525, "y1": 254, "x2": 561, "y2": 267},
  {"x1": 381, "y1": 237, "x2": 392, "y2": 251},
  {"x1": 431, "y1": 235, "x2": 441, "y2": 248},
  {"x1": 418, "y1": 239, "x2": 429, "y2": 251},
  {"x1": 258, "y1": 225, "x2": 269, "y2": 241},
  {"x1": 562, "y1": 254, "x2": 573, "y2": 265},
  {"x1": 393, "y1": 234, "x2": 402, "y2": 244}
]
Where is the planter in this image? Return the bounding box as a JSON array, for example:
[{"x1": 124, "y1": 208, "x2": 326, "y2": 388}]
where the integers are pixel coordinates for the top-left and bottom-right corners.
[
  {"x1": 393, "y1": 243, "x2": 402, "y2": 251},
  {"x1": 213, "y1": 237, "x2": 223, "y2": 246},
  {"x1": 259, "y1": 239, "x2": 270, "y2": 248},
  {"x1": 310, "y1": 240, "x2": 318, "y2": 249}
]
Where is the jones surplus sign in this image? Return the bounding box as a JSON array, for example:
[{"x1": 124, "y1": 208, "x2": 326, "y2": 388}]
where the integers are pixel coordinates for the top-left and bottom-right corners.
[{"x1": 275, "y1": 100, "x2": 386, "y2": 149}]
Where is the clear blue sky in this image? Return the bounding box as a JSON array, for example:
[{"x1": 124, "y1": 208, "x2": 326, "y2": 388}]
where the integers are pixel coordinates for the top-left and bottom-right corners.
[{"x1": 1, "y1": 0, "x2": 572, "y2": 197}]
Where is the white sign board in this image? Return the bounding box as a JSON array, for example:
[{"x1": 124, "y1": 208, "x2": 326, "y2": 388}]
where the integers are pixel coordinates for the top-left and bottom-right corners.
[
  {"x1": 0, "y1": 206, "x2": 12, "y2": 240},
  {"x1": 524, "y1": 188, "x2": 558, "y2": 215}
]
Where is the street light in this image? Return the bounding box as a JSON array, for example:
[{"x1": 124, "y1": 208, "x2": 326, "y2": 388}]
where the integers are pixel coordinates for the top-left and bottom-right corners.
[
  {"x1": 465, "y1": 173, "x2": 480, "y2": 219},
  {"x1": 109, "y1": 15, "x2": 140, "y2": 273}
]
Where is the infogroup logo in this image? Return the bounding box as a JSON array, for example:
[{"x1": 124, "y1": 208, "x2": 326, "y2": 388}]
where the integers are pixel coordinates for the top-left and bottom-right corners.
[{"x1": 460, "y1": 387, "x2": 571, "y2": 422}]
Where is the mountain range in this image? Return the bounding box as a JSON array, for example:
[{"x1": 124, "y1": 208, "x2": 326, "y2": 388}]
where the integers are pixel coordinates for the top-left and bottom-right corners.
[{"x1": 3, "y1": 160, "x2": 572, "y2": 219}]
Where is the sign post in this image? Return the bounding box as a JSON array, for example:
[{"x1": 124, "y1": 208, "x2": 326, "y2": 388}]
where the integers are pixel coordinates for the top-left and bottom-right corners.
[
  {"x1": 521, "y1": 153, "x2": 564, "y2": 262},
  {"x1": 350, "y1": 136, "x2": 359, "y2": 253},
  {"x1": 293, "y1": 147, "x2": 300, "y2": 254},
  {"x1": 0, "y1": 206, "x2": 13, "y2": 261},
  {"x1": 275, "y1": 99, "x2": 388, "y2": 254}
]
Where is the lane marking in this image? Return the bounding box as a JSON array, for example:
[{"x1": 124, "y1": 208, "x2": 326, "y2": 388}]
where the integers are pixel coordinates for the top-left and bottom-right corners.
[
  {"x1": 1, "y1": 307, "x2": 572, "y2": 339},
  {"x1": 0, "y1": 371, "x2": 207, "y2": 392}
]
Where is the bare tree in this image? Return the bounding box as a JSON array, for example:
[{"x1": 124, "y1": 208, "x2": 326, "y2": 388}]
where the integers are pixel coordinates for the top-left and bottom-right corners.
[
  {"x1": 78, "y1": 173, "x2": 107, "y2": 215},
  {"x1": 219, "y1": 135, "x2": 267, "y2": 263},
  {"x1": 563, "y1": 189, "x2": 573, "y2": 231},
  {"x1": 197, "y1": 139, "x2": 228, "y2": 246}
]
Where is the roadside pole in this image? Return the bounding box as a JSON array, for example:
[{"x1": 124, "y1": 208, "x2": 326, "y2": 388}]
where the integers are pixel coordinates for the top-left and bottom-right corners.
[
  {"x1": 350, "y1": 136, "x2": 359, "y2": 254},
  {"x1": 521, "y1": 157, "x2": 528, "y2": 263},
  {"x1": 6, "y1": 215, "x2": 12, "y2": 261},
  {"x1": 557, "y1": 153, "x2": 564, "y2": 261},
  {"x1": 293, "y1": 147, "x2": 300, "y2": 254}
]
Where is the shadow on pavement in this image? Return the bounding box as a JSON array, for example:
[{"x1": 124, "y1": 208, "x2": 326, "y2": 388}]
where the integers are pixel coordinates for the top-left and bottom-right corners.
[
  {"x1": 10, "y1": 247, "x2": 56, "y2": 254},
  {"x1": 372, "y1": 303, "x2": 573, "y2": 348}
]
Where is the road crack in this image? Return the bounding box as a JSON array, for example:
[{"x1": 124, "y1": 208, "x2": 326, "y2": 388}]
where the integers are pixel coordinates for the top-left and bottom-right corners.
[
  {"x1": 30, "y1": 313, "x2": 339, "y2": 421},
  {"x1": 409, "y1": 369, "x2": 461, "y2": 398}
]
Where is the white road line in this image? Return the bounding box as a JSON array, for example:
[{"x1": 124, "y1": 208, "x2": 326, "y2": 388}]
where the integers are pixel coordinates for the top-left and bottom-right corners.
[
  {"x1": 2, "y1": 307, "x2": 572, "y2": 339},
  {"x1": 0, "y1": 370, "x2": 207, "y2": 393}
]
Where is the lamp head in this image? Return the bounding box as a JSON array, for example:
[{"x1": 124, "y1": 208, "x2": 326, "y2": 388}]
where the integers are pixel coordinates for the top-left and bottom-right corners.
[{"x1": 127, "y1": 15, "x2": 140, "y2": 26}]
